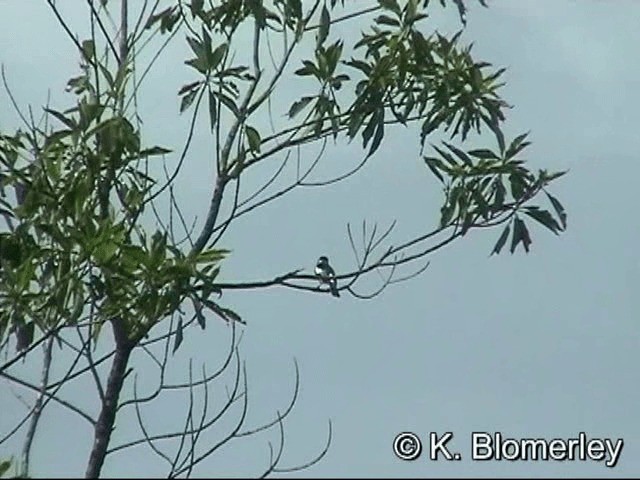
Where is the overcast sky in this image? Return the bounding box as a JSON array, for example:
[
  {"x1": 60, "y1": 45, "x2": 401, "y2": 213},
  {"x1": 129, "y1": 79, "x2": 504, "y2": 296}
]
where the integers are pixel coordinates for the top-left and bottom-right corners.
[{"x1": 0, "y1": 0, "x2": 639, "y2": 478}]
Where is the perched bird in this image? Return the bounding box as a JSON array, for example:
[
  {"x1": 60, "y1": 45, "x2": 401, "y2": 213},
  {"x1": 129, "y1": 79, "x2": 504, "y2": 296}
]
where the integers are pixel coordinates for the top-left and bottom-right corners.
[{"x1": 315, "y1": 256, "x2": 340, "y2": 297}]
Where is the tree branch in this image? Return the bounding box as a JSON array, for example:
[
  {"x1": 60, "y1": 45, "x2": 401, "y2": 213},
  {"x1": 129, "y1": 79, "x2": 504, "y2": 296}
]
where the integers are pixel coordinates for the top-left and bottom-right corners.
[
  {"x1": 19, "y1": 337, "x2": 54, "y2": 477},
  {"x1": 85, "y1": 319, "x2": 133, "y2": 478}
]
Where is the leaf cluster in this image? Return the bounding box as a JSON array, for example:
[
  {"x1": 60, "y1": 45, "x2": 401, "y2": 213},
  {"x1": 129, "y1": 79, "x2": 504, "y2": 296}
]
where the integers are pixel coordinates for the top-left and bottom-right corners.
[
  {"x1": 0, "y1": 65, "x2": 229, "y2": 350},
  {"x1": 424, "y1": 132, "x2": 567, "y2": 253}
]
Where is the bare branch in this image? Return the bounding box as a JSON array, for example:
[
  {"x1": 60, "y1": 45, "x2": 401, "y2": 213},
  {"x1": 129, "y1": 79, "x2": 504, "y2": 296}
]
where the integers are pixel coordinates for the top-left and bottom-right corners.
[
  {"x1": 0, "y1": 370, "x2": 95, "y2": 426},
  {"x1": 19, "y1": 337, "x2": 55, "y2": 477},
  {"x1": 273, "y1": 420, "x2": 332, "y2": 474},
  {"x1": 237, "y1": 358, "x2": 300, "y2": 438}
]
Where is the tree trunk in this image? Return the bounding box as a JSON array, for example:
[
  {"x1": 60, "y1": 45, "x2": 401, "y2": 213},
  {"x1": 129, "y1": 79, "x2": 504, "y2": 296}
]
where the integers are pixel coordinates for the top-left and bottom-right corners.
[{"x1": 85, "y1": 321, "x2": 132, "y2": 478}]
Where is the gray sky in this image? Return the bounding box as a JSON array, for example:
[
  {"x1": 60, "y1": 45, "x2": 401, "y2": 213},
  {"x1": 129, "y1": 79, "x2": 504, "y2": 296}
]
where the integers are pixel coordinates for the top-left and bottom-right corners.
[{"x1": 0, "y1": 0, "x2": 639, "y2": 478}]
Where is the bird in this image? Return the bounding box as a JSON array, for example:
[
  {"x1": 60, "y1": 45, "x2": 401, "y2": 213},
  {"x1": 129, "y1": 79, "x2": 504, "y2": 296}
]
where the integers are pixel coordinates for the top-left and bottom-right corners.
[{"x1": 315, "y1": 256, "x2": 340, "y2": 297}]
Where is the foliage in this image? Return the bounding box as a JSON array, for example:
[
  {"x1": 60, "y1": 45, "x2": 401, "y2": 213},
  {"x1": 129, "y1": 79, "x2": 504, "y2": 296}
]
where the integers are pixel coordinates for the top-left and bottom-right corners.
[
  {"x1": 0, "y1": 0, "x2": 567, "y2": 477},
  {"x1": 0, "y1": 458, "x2": 14, "y2": 478},
  {"x1": 0, "y1": 74, "x2": 228, "y2": 351}
]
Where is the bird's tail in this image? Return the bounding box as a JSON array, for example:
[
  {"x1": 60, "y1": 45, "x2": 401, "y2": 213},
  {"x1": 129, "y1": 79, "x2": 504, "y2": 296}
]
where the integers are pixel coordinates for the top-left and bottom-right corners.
[{"x1": 330, "y1": 280, "x2": 340, "y2": 297}]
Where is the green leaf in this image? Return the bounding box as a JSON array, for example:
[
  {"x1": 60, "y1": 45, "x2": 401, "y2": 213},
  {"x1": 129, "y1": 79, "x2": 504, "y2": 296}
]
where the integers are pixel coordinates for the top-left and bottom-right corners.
[
  {"x1": 495, "y1": 126, "x2": 506, "y2": 155},
  {"x1": 361, "y1": 112, "x2": 377, "y2": 149},
  {"x1": 195, "y1": 303, "x2": 206, "y2": 330},
  {"x1": 543, "y1": 170, "x2": 568, "y2": 183},
  {"x1": 509, "y1": 172, "x2": 527, "y2": 200},
  {"x1": 546, "y1": 192, "x2": 567, "y2": 230},
  {"x1": 245, "y1": 125, "x2": 261, "y2": 152},
  {"x1": 491, "y1": 223, "x2": 510, "y2": 255},
  {"x1": 362, "y1": 109, "x2": 384, "y2": 157},
  {"x1": 424, "y1": 156, "x2": 445, "y2": 183},
  {"x1": 0, "y1": 458, "x2": 13, "y2": 477},
  {"x1": 94, "y1": 240, "x2": 119, "y2": 264},
  {"x1": 288, "y1": 0, "x2": 303, "y2": 19},
  {"x1": 44, "y1": 108, "x2": 76, "y2": 129},
  {"x1": 186, "y1": 36, "x2": 205, "y2": 62},
  {"x1": 294, "y1": 59, "x2": 318, "y2": 76},
  {"x1": 378, "y1": 0, "x2": 401, "y2": 16},
  {"x1": 81, "y1": 39, "x2": 95, "y2": 62},
  {"x1": 505, "y1": 131, "x2": 531, "y2": 159},
  {"x1": 208, "y1": 90, "x2": 217, "y2": 130},
  {"x1": 493, "y1": 178, "x2": 505, "y2": 209},
  {"x1": 443, "y1": 141, "x2": 473, "y2": 166},
  {"x1": 369, "y1": 117, "x2": 384, "y2": 156},
  {"x1": 140, "y1": 146, "x2": 172, "y2": 156},
  {"x1": 184, "y1": 56, "x2": 208, "y2": 74},
  {"x1": 15, "y1": 322, "x2": 34, "y2": 351},
  {"x1": 145, "y1": 6, "x2": 179, "y2": 33},
  {"x1": 375, "y1": 14, "x2": 400, "y2": 26},
  {"x1": 482, "y1": 112, "x2": 505, "y2": 155},
  {"x1": 344, "y1": 58, "x2": 372, "y2": 75},
  {"x1": 218, "y1": 307, "x2": 245, "y2": 325},
  {"x1": 195, "y1": 248, "x2": 228, "y2": 264},
  {"x1": 510, "y1": 217, "x2": 532, "y2": 253},
  {"x1": 451, "y1": 0, "x2": 468, "y2": 25},
  {"x1": 468, "y1": 149, "x2": 498, "y2": 160},
  {"x1": 324, "y1": 40, "x2": 343, "y2": 76},
  {"x1": 180, "y1": 89, "x2": 198, "y2": 113},
  {"x1": 318, "y1": 4, "x2": 330, "y2": 47},
  {"x1": 288, "y1": 96, "x2": 313, "y2": 119},
  {"x1": 173, "y1": 317, "x2": 183, "y2": 354},
  {"x1": 191, "y1": 0, "x2": 204, "y2": 16},
  {"x1": 217, "y1": 93, "x2": 239, "y2": 117},
  {"x1": 524, "y1": 207, "x2": 561, "y2": 234},
  {"x1": 440, "y1": 199, "x2": 456, "y2": 228},
  {"x1": 178, "y1": 81, "x2": 201, "y2": 95},
  {"x1": 432, "y1": 144, "x2": 458, "y2": 168},
  {"x1": 209, "y1": 43, "x2": 228, "y2": 71}
]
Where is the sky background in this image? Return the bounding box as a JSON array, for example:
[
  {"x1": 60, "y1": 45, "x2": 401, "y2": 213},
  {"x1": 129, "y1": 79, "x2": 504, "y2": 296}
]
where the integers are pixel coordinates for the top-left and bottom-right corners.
[{"x1": 0, "y1": 0, "x2": 639, "y2": 478}]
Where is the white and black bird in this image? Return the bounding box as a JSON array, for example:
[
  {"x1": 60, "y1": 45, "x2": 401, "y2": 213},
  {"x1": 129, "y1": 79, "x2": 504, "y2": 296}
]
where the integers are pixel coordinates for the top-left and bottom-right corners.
[{"x1": 315, "y1": 256, "x2": 340, "y2": 297}]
